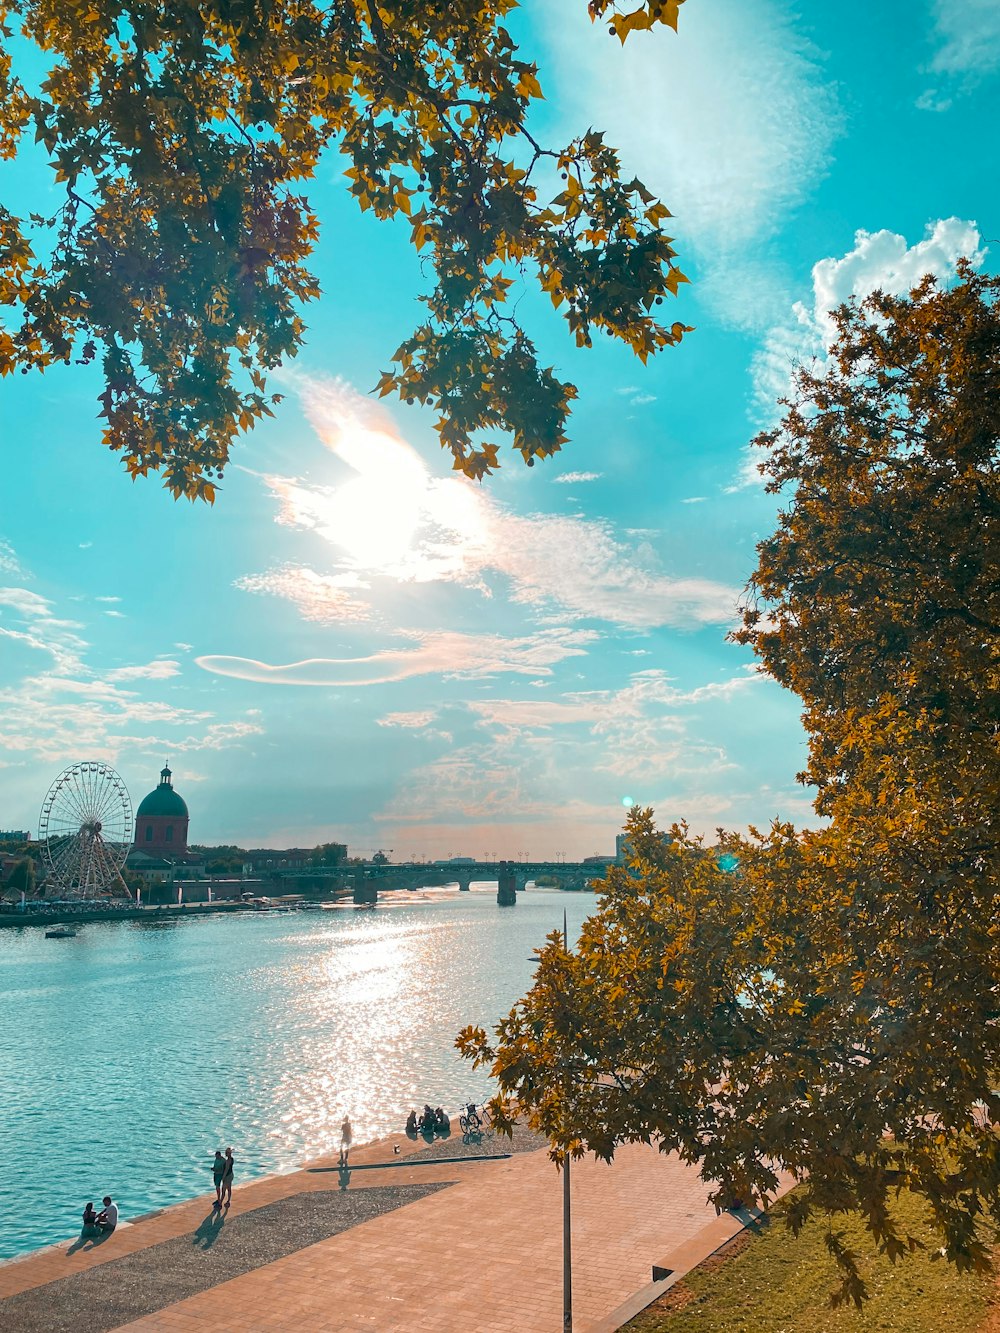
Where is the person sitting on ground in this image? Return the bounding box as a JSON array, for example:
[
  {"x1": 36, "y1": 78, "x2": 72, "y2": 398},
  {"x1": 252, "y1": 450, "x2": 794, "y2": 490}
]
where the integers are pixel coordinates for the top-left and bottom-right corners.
[
  {"x1": 82, "y1": 1201, "x2": 98, "y2": 1231},
  {"x1": 96, "y1": 1197, "x2": 118, "y2": 1233},
  {"x1": 405, "y1": 1109, "x2": 417, "y2": 1135},
  {"x1": 434, "y1": 1107, "x2": 448, "y2": 1132}
]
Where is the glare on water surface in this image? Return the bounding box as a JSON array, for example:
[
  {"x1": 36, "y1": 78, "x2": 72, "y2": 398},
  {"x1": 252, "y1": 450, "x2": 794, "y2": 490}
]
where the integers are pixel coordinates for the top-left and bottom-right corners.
[{"x1": 0, "y1": 889, "x2": 593, "y2": 1260}]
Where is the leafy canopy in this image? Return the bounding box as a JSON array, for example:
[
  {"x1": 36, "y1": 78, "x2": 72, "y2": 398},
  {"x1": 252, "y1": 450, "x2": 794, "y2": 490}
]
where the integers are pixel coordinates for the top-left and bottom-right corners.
[
  {"x1": 459, "y1": 268, "x2": 1000, "y2": 1305},
  {"x1": 0, "y1": 0, "x2": 689, "y2": 500}
]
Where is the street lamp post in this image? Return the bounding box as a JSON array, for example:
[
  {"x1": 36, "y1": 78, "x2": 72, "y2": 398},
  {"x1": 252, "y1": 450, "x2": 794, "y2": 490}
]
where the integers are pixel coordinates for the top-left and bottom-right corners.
[
  {"x1": 560, "y1": 908, "x2": 573, "y2": 1333},
  {"x1": 528, "y1": 909, "x2": 574, "y2": 1332},
  {"x1": 562, "y1": 1138, "x2": 573, "y2": 1333}
]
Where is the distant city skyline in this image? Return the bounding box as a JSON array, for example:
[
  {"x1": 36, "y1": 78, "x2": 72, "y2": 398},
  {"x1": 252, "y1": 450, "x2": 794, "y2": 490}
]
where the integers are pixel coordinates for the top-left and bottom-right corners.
[{"x1": 2, "y1": 1, "x2": 997, "y2": 857}]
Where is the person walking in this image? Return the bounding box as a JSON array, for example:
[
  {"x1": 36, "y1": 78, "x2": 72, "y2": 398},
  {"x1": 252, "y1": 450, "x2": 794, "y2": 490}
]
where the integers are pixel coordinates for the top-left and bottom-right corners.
[
  {"x1": 212, "y1": 1150, "x2": 226, "y2": 1208},
  {"x1": 221, "y1": 1147, "x2": 235, "y2": 1207},
  {"x1": 340, "y1": 1116, "x2": 353, "y2": 1166}
]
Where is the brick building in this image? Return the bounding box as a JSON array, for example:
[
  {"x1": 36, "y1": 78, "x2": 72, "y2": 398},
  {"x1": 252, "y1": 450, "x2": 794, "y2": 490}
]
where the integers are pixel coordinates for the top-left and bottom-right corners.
[{"x1": 127, "y1": 765, "x2": 204, "y2": 884}]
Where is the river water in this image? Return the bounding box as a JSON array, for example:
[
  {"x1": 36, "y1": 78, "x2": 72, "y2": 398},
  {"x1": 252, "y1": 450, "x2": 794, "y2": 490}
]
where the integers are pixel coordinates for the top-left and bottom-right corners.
[{"x1": 0, "y1": 886, "x2": 596, "y2": 1261}]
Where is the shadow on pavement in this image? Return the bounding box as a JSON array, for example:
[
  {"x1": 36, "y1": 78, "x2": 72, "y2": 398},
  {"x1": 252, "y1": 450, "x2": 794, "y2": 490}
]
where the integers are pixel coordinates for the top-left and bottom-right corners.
[
  {"x1": 192, "y1": 1210, "x2": 225, "y2": 1249},
  {"x1": 65, "y1": 1229, "x2": 112, "y2": 1258}
]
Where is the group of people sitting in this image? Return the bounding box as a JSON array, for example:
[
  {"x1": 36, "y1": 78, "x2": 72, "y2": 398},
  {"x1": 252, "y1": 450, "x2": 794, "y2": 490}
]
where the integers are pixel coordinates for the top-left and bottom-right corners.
[
  {"x1": 81, "y1": 1197, "x2": 117, "y2": 1235},
  {"x1": 406, "y1": 1105, "x2": 450, "y2": 1136}
]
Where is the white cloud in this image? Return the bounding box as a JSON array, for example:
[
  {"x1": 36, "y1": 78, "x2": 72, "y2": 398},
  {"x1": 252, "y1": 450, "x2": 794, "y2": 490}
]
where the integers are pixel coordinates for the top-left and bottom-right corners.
[
  {"x1": 374, "y1": 669, "x2": 760, "y2": 834},
  {"x1": 927, "y1": 0, "x2": 1000, "y2": 78},
  {"x1": 0, "y1": 587, "x2": 53, "y2": 618},
  {"x1": 552, "y1": 471, "x2": 603, "y2": 484},
  {"x1": 106, "y1": 661, "x2": 181, "y2": 682},
  {"x1": 0, "y1": 587, "x2": 90, "y2": 675},
  {"x1": 196, "y1": 627, "x2": 596, "y2": 688},
  {"x1": 236, "y1": 565, "x2": 372, "y2": 624},
  {"x1": 377, "y1": 742, "x2": 615, "y2": 827},
  {"x1": 0, "y1": 683, "x2": 258, "y2": 765},
  {"x1": 612, "y1": 387, "x2": 656, "y2": 407},
  {"x1": 377, "y1": 710, "x2": 438, "y2": 729},
  {"x1": 0, "y1": 586, "x2": 261, "y2": 766},
  {"x1": 173, "y1": 721, "x2": 264, "y2": 751},
  {"x1": 249, "y1": 376, "x2": 740, "y2": 632},
  {"x1": 468, "y1": 668, "x2": 758, "y2": 780},
  {"x1": 0, "y1": 540, "x2": 21, "y2": 576},
  {"x1": 915, "y1": 89, "x2": 953, "y2": 113},
  {"x1": 810, "y1": 217, "x2": 984, "y2": 339},
  {"x1": 95, "y1": 595, "x2": 121, "y2": 604},
  {"x1": 484, "y1": 510, "x2": 739, "y2": 629},
  {"x1": 750, "y1": 217, "x2": 986, "y2": 433},
  {"x1": 537, "y1": 0, "x2": 840, "y2": 325}
]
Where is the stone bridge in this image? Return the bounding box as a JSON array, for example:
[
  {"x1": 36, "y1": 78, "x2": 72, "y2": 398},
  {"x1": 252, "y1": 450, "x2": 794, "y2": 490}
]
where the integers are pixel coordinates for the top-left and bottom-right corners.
[{"x1": 269, "y1": 860, "x2": 609, "y2": 906}]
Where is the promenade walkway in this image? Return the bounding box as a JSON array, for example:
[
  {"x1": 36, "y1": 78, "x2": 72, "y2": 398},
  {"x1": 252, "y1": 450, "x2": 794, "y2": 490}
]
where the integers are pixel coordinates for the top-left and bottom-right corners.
[{"x1": 0, "y1": 1128, "x2": 787, "y2": 1332}]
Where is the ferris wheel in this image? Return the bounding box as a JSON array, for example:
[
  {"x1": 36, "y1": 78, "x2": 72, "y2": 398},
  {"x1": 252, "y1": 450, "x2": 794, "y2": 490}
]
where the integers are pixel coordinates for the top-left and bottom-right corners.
[{"x1": 38, "y1": 762, "x2": 133, "y2": 899}]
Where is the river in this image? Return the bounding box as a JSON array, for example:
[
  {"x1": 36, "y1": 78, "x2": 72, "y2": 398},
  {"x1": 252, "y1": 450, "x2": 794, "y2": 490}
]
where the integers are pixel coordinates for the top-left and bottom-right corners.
[{"x1": 0, "y1": 886, "x2": 596, "y2": 1260}]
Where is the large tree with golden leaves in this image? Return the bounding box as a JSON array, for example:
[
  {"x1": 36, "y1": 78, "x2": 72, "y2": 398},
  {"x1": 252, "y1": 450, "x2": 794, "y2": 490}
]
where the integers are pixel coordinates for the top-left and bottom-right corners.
[
  {"x1": 0, "y1": 0, "x2": 689, "y2": 499},
  {"x1": 459, "y1": 267, "x2": 1000, "y2": 1303}
]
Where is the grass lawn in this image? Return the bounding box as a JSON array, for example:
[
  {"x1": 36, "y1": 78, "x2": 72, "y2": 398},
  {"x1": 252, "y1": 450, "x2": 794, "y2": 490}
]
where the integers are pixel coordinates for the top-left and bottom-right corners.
[{"x1": 624, "y1": 1187, "x2": 998, "y2": 1333}]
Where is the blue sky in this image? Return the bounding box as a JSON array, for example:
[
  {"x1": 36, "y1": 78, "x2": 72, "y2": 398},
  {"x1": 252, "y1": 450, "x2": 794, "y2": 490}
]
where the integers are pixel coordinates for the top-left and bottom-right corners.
[{"x1": 1, "y1": 0, "x2": 997, "y2": 858}]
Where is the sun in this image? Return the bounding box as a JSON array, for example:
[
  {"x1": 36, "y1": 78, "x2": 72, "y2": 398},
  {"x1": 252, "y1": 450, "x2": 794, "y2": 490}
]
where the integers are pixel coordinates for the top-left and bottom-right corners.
[
  {"x1": 322, "y1": 425, "x2": 429, "y2": 571},
  {"x1": 309, "y1": 412, "x2": 492, "y2": 580}
]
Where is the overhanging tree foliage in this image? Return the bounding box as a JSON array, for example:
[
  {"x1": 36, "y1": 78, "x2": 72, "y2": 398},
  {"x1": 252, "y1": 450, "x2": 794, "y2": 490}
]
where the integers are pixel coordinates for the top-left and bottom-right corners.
[
  {"x1": 459, "y1": 268, "x2": 1000, "y2": 1303},
  {"x1": 0, "y1": 0, "x2": 690, "y2": 499}
]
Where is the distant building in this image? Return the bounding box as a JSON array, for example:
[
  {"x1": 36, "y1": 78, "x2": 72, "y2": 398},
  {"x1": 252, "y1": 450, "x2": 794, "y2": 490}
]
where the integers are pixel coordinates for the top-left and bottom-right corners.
[
  {"x1": 615, "y1": 833, "x2": 630, "y2": 864},
  {"x1": 0, "y1": 830, "x2": 30, "y2": 844},
  {"x1": 583, "y1": 855, "x2": 615, "y2": 866},
  {"x1": 127, "y1": 852, "x2": 192, "y2": 885},
  {"x1": 134, "y1": 765, "x2": 189, "y2": 853},
  {"x1": 436, "y1": 856, "x2": 476, "y2": 864},
  {"x1": 243, "y1": 848, "x2": 314, "y2": 873},
  {"x1": 127, "y1": 764, "x2": 204, "y2": 883}
]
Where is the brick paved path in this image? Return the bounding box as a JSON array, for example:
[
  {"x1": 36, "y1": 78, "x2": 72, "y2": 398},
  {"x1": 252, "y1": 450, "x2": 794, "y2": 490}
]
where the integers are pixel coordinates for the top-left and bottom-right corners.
[{"x1": 1, "y1": 1131, "x2": 783, "y2": 1333}]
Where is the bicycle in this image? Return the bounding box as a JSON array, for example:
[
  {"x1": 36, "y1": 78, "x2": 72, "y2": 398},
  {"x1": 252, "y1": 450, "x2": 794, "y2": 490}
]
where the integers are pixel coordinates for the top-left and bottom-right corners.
[
  {"x1": 459, "y1": 1102, "x2": 496, "y2": 1137},
  {"x1": 458, "y1": 1102, "x2": 482, "y2": 1134}
]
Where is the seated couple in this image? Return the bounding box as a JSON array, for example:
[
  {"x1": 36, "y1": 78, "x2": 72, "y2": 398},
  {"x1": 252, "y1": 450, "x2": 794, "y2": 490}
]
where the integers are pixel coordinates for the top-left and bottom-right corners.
[{"x1": 82, "y1": 1197, "x2": 117, "y2": 1234}]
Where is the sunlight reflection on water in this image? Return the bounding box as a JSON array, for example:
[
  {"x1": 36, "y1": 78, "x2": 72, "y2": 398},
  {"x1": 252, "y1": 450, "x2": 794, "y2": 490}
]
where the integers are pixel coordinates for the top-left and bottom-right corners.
[{"x1": 0, "y1": 889, "x2": 593, "y2": 1260}]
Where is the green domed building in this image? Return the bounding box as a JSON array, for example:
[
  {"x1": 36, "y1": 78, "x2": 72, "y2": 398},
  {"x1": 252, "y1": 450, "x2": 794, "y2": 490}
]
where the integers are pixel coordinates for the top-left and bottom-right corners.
[{"x1": 133, "y1": 764, "x2": 189, "y2": 853}]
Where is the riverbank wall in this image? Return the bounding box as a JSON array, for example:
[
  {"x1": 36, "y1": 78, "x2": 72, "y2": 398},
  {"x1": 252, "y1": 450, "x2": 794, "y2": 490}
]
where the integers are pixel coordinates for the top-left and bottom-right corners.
[{"x1": 0, "y1": 901, "x2": 257, "y2": 930}]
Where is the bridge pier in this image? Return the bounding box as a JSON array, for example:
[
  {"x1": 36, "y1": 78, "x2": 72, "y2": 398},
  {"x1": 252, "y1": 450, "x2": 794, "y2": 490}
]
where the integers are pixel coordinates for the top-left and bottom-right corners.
[
  {"x1": 352, "y1": 873, "x2": 377, "y2": 905},
  {"x1": 497, "y1": 861, "x2": 517, "y2": 907},
  {"x1": 457, "y1": 871, "x2": 471, "y2": 892}
]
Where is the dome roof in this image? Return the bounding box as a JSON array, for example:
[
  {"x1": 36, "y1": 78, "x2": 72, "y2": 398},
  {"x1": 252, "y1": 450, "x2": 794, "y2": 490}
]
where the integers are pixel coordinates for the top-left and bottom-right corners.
[{"x1": 136, "y1": 765, "x2": 189, "y2": 819}]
